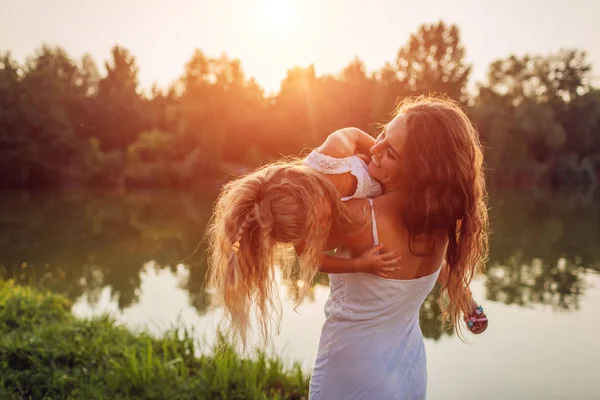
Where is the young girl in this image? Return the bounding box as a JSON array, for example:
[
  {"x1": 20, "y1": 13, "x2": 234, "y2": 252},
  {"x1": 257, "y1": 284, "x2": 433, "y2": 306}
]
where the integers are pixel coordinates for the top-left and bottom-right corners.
[{"x1": 206, "y1": 127, "x2": 399, "y2": 346}]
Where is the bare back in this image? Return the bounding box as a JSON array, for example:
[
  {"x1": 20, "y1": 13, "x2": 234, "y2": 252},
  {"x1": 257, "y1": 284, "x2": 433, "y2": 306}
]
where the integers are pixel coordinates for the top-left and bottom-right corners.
[{"x1": 342, "y1": 193, "x2": 447, "y2": 280}]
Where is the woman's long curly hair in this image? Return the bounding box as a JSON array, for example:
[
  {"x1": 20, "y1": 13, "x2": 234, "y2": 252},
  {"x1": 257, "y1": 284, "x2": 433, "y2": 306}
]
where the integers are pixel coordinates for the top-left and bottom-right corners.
[
  {"x1": 205, "y1": 160, "x2": 357, "y2": 348},
  {"x1": 395, "y1": 96, "x2": 490, "y2": 338}
]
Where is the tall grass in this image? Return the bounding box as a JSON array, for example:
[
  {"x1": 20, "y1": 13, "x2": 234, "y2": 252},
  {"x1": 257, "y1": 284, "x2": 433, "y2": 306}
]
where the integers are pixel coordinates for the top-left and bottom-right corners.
[{"x1": 0, "y1": 280, "x2": 309, "y2": 399}]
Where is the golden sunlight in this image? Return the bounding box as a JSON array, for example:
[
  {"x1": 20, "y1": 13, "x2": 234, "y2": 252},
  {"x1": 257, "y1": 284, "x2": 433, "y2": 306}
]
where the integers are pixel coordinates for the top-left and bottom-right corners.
[{"x1": 255, "y1": 0, "x2": 295, "y2": 33}]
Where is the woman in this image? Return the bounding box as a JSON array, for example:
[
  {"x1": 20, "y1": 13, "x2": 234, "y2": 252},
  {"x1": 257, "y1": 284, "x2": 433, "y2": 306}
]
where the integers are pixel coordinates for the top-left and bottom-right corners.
[
  {"x1": 206, "y1": 95, "x2": 488, "y2": 398},
  {"x1": 308, "y1": 96, "x2": 489, "y2": 399}
]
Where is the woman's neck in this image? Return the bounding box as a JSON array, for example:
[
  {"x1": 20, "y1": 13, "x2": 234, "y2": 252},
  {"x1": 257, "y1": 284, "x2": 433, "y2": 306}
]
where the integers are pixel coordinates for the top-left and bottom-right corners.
[
  {"x1": 381, "y1": 186, "x2": 406, "y2": 199},
  {"x1": 379, "y1": 177, "x2": 405, "y2": 194}
]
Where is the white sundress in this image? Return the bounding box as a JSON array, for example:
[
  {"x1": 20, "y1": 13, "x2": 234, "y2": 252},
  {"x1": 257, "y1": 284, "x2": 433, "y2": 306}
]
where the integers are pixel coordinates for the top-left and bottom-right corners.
[{"x1": 304, "y1": 150, "x2": 441, "y2": 400}]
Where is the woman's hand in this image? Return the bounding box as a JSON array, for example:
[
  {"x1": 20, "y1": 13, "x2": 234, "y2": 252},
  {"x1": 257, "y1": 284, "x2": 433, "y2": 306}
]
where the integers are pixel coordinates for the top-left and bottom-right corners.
[
  {"x1": 355, "y1": 244, "x2": 401, "y2": 278},
  {"x1": 465, "y1": 300, "x2": 488, "y2": 334}
]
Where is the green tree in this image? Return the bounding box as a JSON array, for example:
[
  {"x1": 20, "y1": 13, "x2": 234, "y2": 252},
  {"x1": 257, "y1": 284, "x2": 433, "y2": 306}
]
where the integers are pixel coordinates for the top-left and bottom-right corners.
[
  {"x1": 171, "y1": 50, "x2": 266, "y2": 174},
  {"x1": 473, "y1": 49, "x2": 596, "y2": 185},
  {"x1": 0, "y1": 51, "x2": 26, "y2": 185},
  {"x1": 472, "y1": 88, "x2": 564, "y2": 173},
  {"x1": 482, "y1": 51, "x2": 592, "y2": 106},
  {"x1": 4, "y1": 46, "x2": 87, "y2": 184},
  {"x1": 563, "y1": 90, "x2": 600, "y2": 153},
  {"x1": 93, "y1": 46, "x2": 146, "y2": 152},
  {"x1": 269, "y1": 64, "x2": 323, "y2": 154},
  {"x1": 395, "y1": 21, "x2": 471, "y2": 102},
  {"x1": 371, "y1": 61, "x2": 410, "y2": 124},
  {"x1": 73, "y1": 54, "x2": 101, "y2": 140},
  {"x1": 328, "y1": 57, "x2": 376, "y2": 132}
]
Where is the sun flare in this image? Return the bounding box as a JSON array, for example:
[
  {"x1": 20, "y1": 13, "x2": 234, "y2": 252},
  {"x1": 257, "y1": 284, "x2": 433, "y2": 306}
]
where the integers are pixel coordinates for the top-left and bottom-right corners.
[{"x1": 255, "y1": 0, "x2": 295, "y2": 33}]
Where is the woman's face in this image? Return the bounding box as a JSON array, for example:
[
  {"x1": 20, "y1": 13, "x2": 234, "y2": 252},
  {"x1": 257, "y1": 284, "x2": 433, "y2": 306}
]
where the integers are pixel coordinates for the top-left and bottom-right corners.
[{"x1": 368, "y1": 114, "x2": 406, "y2": 191}]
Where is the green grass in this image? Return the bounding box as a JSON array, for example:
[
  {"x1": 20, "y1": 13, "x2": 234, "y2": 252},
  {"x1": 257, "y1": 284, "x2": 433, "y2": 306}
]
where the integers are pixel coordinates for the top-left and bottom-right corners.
[{"x1": 0, "y1": 280, "x2": 309, "y2": 399}]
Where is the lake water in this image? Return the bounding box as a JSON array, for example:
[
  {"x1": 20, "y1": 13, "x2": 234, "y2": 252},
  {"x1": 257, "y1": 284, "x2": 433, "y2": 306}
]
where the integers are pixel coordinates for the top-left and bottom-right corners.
[{"x1": 1, "y1": 187, "x2": 599, "y2": 399}]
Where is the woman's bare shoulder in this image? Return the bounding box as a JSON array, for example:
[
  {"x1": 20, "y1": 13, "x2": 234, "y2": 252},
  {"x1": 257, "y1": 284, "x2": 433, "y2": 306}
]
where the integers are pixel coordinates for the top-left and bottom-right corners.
[{"x1": 343, "y1": 198, "x2": 371, "y2": 216}]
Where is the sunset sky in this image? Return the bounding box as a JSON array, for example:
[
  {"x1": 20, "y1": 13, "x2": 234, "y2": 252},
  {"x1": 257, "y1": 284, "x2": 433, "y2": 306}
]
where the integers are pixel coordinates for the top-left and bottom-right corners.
[{"x1": 1, "y1": 0, "x2": 599, "y2": 94}]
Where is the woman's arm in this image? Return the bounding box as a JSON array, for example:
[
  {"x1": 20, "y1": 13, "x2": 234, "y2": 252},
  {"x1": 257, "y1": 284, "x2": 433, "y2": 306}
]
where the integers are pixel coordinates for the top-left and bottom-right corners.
[
  {"x1": 439, "y1": 261, "x2": 488, "y2": 334},
  {"x1": 316, "y1": 128, "x2": 375, "y2": 159},
  {"x1": 436, "y1": 260, "x2": 449, "y2": 286}
]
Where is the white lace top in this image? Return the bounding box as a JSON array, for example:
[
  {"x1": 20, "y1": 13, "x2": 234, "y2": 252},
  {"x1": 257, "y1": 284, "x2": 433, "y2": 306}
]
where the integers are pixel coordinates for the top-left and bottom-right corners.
[{"x1": 303, "y1": 150, "x2": 383, "y2": 201}]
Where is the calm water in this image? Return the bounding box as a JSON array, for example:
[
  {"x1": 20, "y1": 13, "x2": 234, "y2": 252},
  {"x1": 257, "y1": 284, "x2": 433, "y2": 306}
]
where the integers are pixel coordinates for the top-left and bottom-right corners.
[{"x1": 1, "y1": 187, "x2": 599, "y2": 399}]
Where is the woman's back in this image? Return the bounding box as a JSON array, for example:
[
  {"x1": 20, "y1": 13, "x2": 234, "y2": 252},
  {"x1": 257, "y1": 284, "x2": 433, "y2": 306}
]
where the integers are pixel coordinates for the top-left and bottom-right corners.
[
  {"x1": 309, "y1": 196, "x2": 444, "y2": 400},
  {"x1": 342, "y1": 192, "x2": 448, "y2": 281}
]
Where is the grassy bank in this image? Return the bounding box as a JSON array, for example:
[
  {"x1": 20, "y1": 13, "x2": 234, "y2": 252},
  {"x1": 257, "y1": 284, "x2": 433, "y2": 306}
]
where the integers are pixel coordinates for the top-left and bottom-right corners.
[{"x1": 0, "y1": 280, "x2": 308, "y2": 399}]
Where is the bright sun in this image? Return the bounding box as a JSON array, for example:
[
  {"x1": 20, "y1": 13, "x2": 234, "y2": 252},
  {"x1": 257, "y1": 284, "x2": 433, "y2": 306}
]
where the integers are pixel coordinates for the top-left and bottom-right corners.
[{"x1": 256, "y1": 0, "x2": 295, "y2": 33}]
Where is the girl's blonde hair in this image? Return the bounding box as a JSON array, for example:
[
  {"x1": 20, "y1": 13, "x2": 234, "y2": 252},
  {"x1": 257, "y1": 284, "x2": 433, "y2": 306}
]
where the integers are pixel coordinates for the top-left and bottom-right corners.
[{"x1": 205, "y1": 159, "x2": 356, "y2": 347}]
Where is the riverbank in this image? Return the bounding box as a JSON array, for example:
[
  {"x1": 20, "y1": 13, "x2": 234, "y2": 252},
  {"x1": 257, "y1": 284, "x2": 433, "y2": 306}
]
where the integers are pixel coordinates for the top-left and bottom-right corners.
[{"x1": 0, "y1": 280, "x2": 308, "y2": 399}]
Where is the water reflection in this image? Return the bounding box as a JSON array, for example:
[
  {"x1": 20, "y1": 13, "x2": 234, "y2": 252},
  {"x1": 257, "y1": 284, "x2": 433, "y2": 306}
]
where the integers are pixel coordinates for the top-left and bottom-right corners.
[
  {"x1": 0, "y1": 187, "x2": 599, "y2": 340},
  {"x1": 485, "y1": 187, "x2": 600, "y2": 311},
  {"x1": 0, "y1": 188, "x2": 214, "y2": 312}
]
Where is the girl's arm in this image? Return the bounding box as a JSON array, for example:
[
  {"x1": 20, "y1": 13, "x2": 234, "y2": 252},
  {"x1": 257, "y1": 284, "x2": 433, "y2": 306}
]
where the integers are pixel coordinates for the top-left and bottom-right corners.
[
  {"x1": 294, "y1": 242, "x2": 401, "y2": 278},
  {"x1": 317, "y1": 200, "x2": 400, "y2": 277},
  {"x1": 316, "y1": 128, "x2": 375, "y2": 159},
  {"x1": 308, "y1": 128, "x2": 376, "y2": 198},
  {"x1": 320, "y1": 246, "x2": 401, "y2": 278}
]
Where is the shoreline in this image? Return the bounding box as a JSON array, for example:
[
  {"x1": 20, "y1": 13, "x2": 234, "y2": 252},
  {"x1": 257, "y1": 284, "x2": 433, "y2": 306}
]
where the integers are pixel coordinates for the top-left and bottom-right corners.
[{"x1": 0, "y1": 280, "x2": 309, "y2": 399}]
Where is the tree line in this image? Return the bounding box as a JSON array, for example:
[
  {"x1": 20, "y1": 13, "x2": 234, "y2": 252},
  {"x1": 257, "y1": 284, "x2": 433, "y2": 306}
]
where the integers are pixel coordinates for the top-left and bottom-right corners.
[{"x1": 1, "y1": 21, "x2": 598, "y2": 188}]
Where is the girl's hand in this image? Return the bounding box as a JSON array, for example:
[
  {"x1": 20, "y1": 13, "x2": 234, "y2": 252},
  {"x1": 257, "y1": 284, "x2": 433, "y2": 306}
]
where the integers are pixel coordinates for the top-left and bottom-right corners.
[{"x1": 356, "y1": 244, "x2": 401, "y2": 278}]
